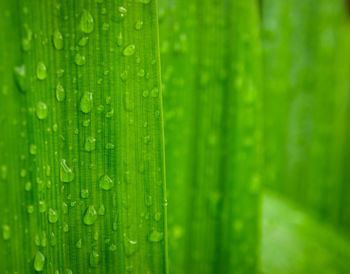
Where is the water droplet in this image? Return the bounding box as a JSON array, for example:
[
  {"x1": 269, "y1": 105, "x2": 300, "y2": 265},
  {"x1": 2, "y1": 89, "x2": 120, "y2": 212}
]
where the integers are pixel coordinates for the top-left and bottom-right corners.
[
  {"x1": 148, "y1": 230, "x2": 163, "y2": 242},
  {"x1": 78, "y1": 36, "x2": 89, "y2": 47},
  {"x1": 35, "y1": 102, "x2": 48, "y2": 120},
  {"x1": 50, "y1": 232, "x2": 57, "y2": 246},
  {"x1": 25, "y1": 182, "x2": 32, "y2": 191},
  {"x1": 120, "y1": 70, "x2": 128, "y2": 81},
  {"x1": 81, "y1": 189, "x2": 89, "y2": 199},
  {"x1": 83, "y1": 119, "x2": 90, "y2": 127},
  {"x1": 39, "y1": 200, "x2": 47, "y2": 212},
  {"x1": 76, "y1": 239, "x2": 82, "y2": 249},
  {"x1": 135, "y1": 20, "x2": 143, "y2": 30},
  {"x1": 123, "y1": 44, "x2": 136, "y2": 56},
  {"x1": 109, "y1": 243, "x2": 117, "y2": 251},
  {"x1": 99, "y1": 175, "x2": 113, "y2": 190},
  {"x1": 84, "y1": 136, "x2": 96, "y2": 151},
  {"x1": 83, "y1": 205, "x2": 97, "y2": 225},
  {"x1": 154, "y1": 212, "x2": 161, "y2": 221},
  {"x1": 0, "y1": 165, "x2": 7, "y2": 180},
  {"x1": 13, "y1": 65, "x2": 29, "y2": 92},
  {"x1": 29, "y1": 144, "x2": 37, "y2": 155},
  {"x1": 151, "y1": 87, "x2": 159, "y2": 97},
  {"x1": 53, "y1": 30, "x2": 64, "y2": 50},
  {"x1": 56, "y1": 83, "x2": 65, "y2": 102},
  {"x1": 27, "y1": 205, "x2": 34, "y2": 214},
  {"x1": 112, "y1": 219, "x2": 118, "y2": 231},
  {"x1": 80, "y1": 92, "x2": 93, "y2": 113},
  {"x1": 124, "y1": 239, "x2": 137, "y2": 256},
  {"x1": 34, "y1": 251, "x2": 45, "y2": 271},
  {"x1": 137, "y1": 69, "x2": 145, "y2": 77},
  {"x1": 75, "y1": 53, "x2": 86, "y2": 66},
  {"x1": 102, "y1": 23, "x2": 110, "y2": 31},
  {"x1": 48, "y1": 208, "x2": 58, "y2": 223},
  {"x1": 2, "y1": 225, "x2": 10, "y2": 240},
  {"x1": 80, "y1": 10, "x2": 94, "y2": 34},
  {"x1": 63, "y1": 222, "x2": 69, "y2": 232},
  {"x1": 36, "y1": 62, "x2": 47, "y2": 80},
  {"x1": 89, "y1": 250, "x2": 100, "y2": 267},
  {"x1": 94, "y1": 231, "x2": 99, "y2": 241},
  {"x1": 53, "y1": 124, "x2": 58, "y2": 132},
  {"x1": 105, "y1": 108, "x2": 114, "y2": 118},
  {"x1": 145, "y1": 195, "x2": 152, "y2": 206},
  {"x1": 142, "y1": 90, "x2": 149, "y2": 97},
  {"x1": 60, "y1": 159, "x2": 74, "y2": 183},
  {"x1": 35, "y1": 234, "x2": 40, "y2": 246},
  {"x1": 21, "y1": 26, "x2": 33, "y2": 51},
  {"x1": 41, "y1": 232, "x2": 47, "y2": 246},
  {"x1": 117, "y1": 32, "x2": 123, "y2": 46},
  {"x1": 20, "y1": 169, "x2": 27, "y2": 177},
  {"x1": 105, "y1": 143, "x2": 115, "y2": 150},
  {"x1": 57, "y1": 68, "x2": 65, "y2": 78}
]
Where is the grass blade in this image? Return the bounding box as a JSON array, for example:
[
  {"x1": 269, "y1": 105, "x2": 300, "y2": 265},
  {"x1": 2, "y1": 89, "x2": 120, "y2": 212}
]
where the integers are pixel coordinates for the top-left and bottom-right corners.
[
  {"x1": 262, "y1": 0, "x2": 350, "y2": 233},
  {"x1": 0, "y1": 0, "x2": 167, "y2": 273},
  {"x1": 159, "y1": 0, "x2": 262, "y2": 273}
]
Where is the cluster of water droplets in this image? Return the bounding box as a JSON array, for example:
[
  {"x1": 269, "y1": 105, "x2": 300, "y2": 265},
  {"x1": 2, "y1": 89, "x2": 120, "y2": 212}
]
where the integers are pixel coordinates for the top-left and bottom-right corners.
[{"x1": 6, "y1": 0, "x2": 168, "y2": 272}]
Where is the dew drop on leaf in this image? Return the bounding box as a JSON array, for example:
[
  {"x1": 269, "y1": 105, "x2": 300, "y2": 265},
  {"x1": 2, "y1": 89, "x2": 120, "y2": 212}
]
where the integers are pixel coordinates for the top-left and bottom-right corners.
[
  {"x1": 135, "y1": 20, "x2": 143, "y2": 30},
  {"x1": 35, "y1": 102, "x2": 48, "y2": 120},
  {"x1": 34, "y1": 251, "x2": 45, "y2": 271},
  {"x1": 123, "y1": 44, "x2": 136, "y2": 56},
  {"x1": 36, "y1": 62, "x2": 47, "y2": 80},
  {"x1": 99, "y1": 175, "x2": 113, "y2": 190},
  {"x1": 84, "y1": 136, "x2": 96, "y2": 151},
  {"x1": 109, "y1": 243, "x2": 117, "y2": 251},
  {"x1": 29, "y1": 144, "x2": 37, "y2": 155},
  {"x1": 151, "y1": 87, "x2": 159, "y2": 98},
  {"x1": 124, "y1": 239, "x2": 137, "y2": 256},
  {"x1": 60, "y1": 159, "x2": 74, "y2": 183},
  {"x1": 89, "y1": 250, "x2": 100, "y2": 267},
  {"x1": 50, "y1": 232, "x2": 57, "y2": 246},
  {"x1": 13, "y1": 65, "x2": 29, "y2": 92},
  {"x1": 76, "y1": 239, "x2": 82, "y2": 249},
  {"x1": 154, "y1": 212, "x2": 161, "y2": 221},
  {"x1": 53, "y1": 30, "x2": 64, "y2": 50},
  {"x1": 80, "y1": 10, "x2": 94, "y2": 34},
  {"x1": 27, "y1": 205, "x2": 34, "y2": 214},
  {"x1": 75, "y1": 53, "x2": 86, "y2": 66},
  {"x1": 2, "y1": 225, "x2": 10, "y2": 240},
  {"x1": 80, "y1": 92, "x2": 93, "y2": 113},
  {"x1": 83, "y1": 205, "x2": 97, "y2": 225},
  {"x1": 142, "y1": 90, "x2": 149, "y2": 98},
  {"x1": 81, "y1": 189, "x2": 89, "y2": 199},
  {"x1": 78, "y1": 36, "x2": 89, "y2": 47},
  {"x1": 56, "y1": 83, "x2": 65, "y2": 102},
  {"x1": 98, "y1": 204, "x2": 105, "y2": 215},
  {"x1": 48, "y1": 208, "x2": 58, "y2": 223},
  {"x1": 148, "y1": 230, "x2": 164, "y2": 242},
  {"x1": 117, "y1": 32, "x2": 123, "y2": 46},
  {"x1": 39, "y1": 200, "x2": 47, "y2": 213},
  {"x1": 63, "y1": 222, "x2": 69, "y2": 232}
]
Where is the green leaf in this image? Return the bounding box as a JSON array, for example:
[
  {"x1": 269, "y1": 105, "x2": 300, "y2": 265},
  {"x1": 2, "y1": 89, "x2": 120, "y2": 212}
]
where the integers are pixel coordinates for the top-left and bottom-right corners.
[
  {"x1": 0, "y1": 0, "x2": 167, "y2": 273},
  {"x1": 262, "y1": 0, "x2": 350, "y2": 231},
  {"x1": 262, "y1": 192, "x2": 350, "y2": 274},
  {"x1": 159, "y1": 0, "x2": 262, "y2": 273}
]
